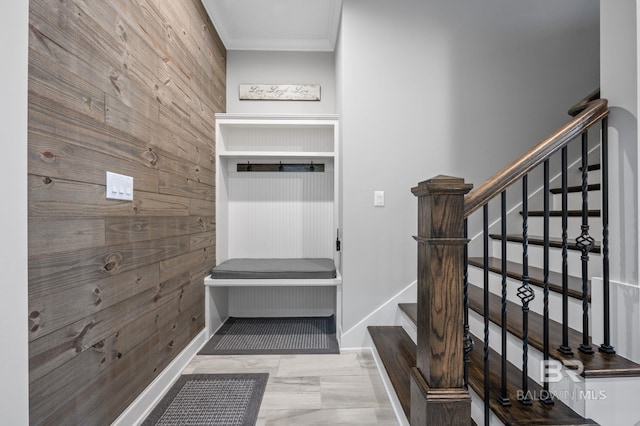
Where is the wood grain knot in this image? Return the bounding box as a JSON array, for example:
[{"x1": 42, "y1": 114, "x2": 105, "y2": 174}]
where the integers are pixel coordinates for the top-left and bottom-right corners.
[
  {"x1": 30, "y1": 311, "x2": 40, "y2": 319},
  {"x1": 93, "y1": 340, "x2": 105, "y2": 349},
  {"x1": 144, "y1": 147, "x2": 158, "y2": 167},
  {"x1": 117, "y1": 352, "x2": 123, "y2": 359},
  {"x1": 109, "y1": 73, "x2": 121, "y2": 94},
  {"x1": 41, "y1": 151, "x2": 56, "y2": 161},
  {"x1": 74, "y1": 322, "x2": 96, "y2": 353},
  {"x1": 116, "y1": 22, "x2": 127, "y2": 43},
  {"x1": 103, "y1": 253, "x2": 122, "y2": 273},
  {"x1": 42, "y1": 177, "x2": 52, "y2": 185}
]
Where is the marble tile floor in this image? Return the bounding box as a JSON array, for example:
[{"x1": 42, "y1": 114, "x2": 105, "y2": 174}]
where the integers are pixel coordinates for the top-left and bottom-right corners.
[{"x1": 182, "y1": 349, "x2": 400, "y2": 425}]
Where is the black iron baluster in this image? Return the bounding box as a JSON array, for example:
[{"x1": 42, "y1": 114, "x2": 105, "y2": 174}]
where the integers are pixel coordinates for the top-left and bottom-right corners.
[
  {"x1": 463, "y1": 220, "x2": 475, "y2": 387},
  {"x1": 542, "y1": 160, "x2": 554, "y2": 404},
  {"x1": 577, "y1": 132, "x2": 595, "y2": 354},
  {"x1": 558, "y1": 146, "x2": 573, "y2": 356},
  {"x1": 518, "y1": 175, "x2": 534, "y2": 405},
  {"x1": 483, "y1": 205, "x2": 490, "y2": 424},
  {"x1": 497, "y1": 191, "x2": 511, "y2": 406},
  {"x1": 599, "y1": 117, "x2": 615, "y2": 354}
]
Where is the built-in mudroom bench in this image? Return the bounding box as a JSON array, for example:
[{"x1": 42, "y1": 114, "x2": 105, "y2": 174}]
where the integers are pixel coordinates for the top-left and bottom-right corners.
[{"x1": 204, "y1": 114, "x2": 342, "y2": 343}]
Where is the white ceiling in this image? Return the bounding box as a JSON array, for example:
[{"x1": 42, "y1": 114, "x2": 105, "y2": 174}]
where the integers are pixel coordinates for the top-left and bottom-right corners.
[{"x1": 201, "y1": 0, "x2": 342, "y2": 51}]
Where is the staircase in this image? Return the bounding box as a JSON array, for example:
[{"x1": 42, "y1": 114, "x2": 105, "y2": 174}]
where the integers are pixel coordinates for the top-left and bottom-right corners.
[{"x1": 367, "y1": 92, "x2": 640, "y2": 425}]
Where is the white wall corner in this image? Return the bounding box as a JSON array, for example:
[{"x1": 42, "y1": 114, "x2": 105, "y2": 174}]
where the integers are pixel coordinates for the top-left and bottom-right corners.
[
  {"x1": 0, "y1": 1, "x2": 29, "y2": 424},
  {"x1": 591, "y1": 277, "x2": 640, "y2": 363},
  {"x1": 584, "y1": 376, "x2": 640, "y2": 425},
  {"x1": 340, "y1": 281, "x2": 416, "y2": 349}
]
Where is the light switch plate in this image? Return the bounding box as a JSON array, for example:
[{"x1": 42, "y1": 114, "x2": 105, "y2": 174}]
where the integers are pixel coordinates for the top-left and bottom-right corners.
[
  {"x1": 106, "y1": 171, "x2": 134, "y2": 201},
  {"x1": 374, "y1": 190, "x2": 385, "y2": 207}
]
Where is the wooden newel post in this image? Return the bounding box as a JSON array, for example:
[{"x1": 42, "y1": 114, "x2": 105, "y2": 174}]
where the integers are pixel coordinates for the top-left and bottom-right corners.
[{"x1": 410, "y1": 175, "x2": 472, "y2": 425}]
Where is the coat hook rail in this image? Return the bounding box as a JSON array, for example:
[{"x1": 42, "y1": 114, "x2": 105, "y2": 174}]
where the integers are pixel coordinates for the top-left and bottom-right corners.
[{"x1": 237, "y1": 162, "x2": 325, "y2": 172}]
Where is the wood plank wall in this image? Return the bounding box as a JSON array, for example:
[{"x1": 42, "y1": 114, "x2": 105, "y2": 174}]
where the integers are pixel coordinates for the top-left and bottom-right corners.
[{"x1": 27, "y1": 1, "x2": 225, "y2": 424}]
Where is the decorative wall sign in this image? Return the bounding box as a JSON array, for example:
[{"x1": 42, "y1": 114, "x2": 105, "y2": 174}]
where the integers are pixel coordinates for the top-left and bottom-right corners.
[{"x1": 239, "y1": 84, "x2": 321, "y2": 101}]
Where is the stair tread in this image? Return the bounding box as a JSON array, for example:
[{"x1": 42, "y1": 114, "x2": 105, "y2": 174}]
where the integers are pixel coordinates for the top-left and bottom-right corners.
[
  {"x1": 368, "y1": 326, "x2": 415, "y2": 420},
  {"x1": 399, "y1": 304, "x2": 615, "y2": 424},
  {"x1": 398, "y1": 300, "x2": 640, "y2": 378},
  {"x1": 579, "y1": 164, "x2": 601, "y2": 172},
  {"x1": 550, "y1": 183, "x2": 601, "y2": 194},
  {"x1": 524, "y1": 210, "x2": 601, "y2": 217},
  {"x1": 399, "y1": 303, "x2": 417, "y2": 323},
  {"x1": 489, "y1": 234, "x2": 602, "y2": 254},
  {"x1": 467, "y1": 285, "x2": 640, "y2": 378},
  {"x1": 468, "y1": 331, "x2": 598, "y2": 425},
  {"x1": 467, "y1": 256, "x2": 589, "y2": 301}
]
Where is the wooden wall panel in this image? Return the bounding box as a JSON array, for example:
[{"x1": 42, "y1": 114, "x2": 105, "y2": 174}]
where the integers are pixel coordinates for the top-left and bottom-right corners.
[
  {"x1": 27, "y1": 0, "x2": 225, "y2": 424},
  {"x1": 29, "y1": 92, "x2": 158, "y2": 172}
]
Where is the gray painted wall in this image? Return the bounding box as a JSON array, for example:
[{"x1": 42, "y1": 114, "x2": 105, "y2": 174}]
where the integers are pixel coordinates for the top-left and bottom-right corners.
[
  {"x1": 0, "y1": 2, "x2": 28, "y2": 423},
  {"x1": 337, "y1": 0, "x2": 600, "y2": 345},
  {"x1": 226, "y1": 50, "x2": 336, "y2": 114},
  {"x1": 601, "y1": 0, "x2": 638, "y2": 286},
  {"x1": 598, "y1": 0, "x2": 640, "y2": 365},
  {"x1": 221, "y1": 0, "x2": 600, "y2": 347}
]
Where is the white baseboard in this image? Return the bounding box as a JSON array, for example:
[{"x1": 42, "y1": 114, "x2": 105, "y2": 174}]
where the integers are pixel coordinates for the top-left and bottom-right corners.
[
  {"x1": 340, "y1": 281, "x2": 416, "y2": 349},
  {"x1": 111, "y1": 329, "x2": 208, "y2": 426}
]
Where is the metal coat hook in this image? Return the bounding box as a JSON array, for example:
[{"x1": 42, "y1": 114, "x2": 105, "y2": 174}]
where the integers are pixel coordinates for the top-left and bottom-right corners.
[{"x1": 236, "y1": 162, "x2": 325, "y2": 172}]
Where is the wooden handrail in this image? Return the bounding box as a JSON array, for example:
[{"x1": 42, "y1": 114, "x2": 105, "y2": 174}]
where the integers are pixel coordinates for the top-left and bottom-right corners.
[
  {"x1": 464, "y1": 98, "x2": 608, "y2": 217},
  {"x1": 568, "y1": 88, "x2": 601, "y2": 117}
]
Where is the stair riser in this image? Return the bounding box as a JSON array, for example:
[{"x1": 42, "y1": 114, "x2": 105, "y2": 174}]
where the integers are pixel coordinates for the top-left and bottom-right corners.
[
  {"x1": 490, "y1": 240, "x2": 603, "y2": 278},
  {"x1": 524, "y1": 216, "x2": 603, "y2": 241},
  {"x1": 468, "y1": 310, "x2": 588, "y2": 417},
  {"x1": 468, "y1": 267, "x2": 585, "y2": 332},
  {"x1": 552, "y1": 191, "x2": 601, "y2": 210},
  {"x1": 566, "y1": 166, "x2": 601, "y2": 186},
  {"x1": 397, "y1": 310, "x2": 417, "y2": 345},
  {"x1": 368, "y1": 340, "x2": 411, "y2": 426},
  {"x1": 469, "y1": 387, "x2": 505, "y2": 426}
]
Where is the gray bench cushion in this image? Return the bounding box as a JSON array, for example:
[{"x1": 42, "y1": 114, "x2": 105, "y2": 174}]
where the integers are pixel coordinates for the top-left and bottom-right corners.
[{"x1": 211, "y1": 258, "x2": 337, "y2": 280}]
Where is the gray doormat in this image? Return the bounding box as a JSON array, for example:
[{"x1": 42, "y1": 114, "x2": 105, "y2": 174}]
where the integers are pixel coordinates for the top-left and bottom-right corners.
[
  {"x1": 141, "y1": 373, "x2": 268, "y2": 426},
  {"x1": 199, "y1": 316, "x2": 340, "y2": 355}
]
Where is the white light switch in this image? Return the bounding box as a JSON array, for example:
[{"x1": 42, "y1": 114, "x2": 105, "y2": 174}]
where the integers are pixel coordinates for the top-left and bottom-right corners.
[
  {"x1": 374, "y1": 190, "x2": 385, "y2": 207},
  {"x1": 106, "y1": 171, "x2": 134, "y2": 201}
]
